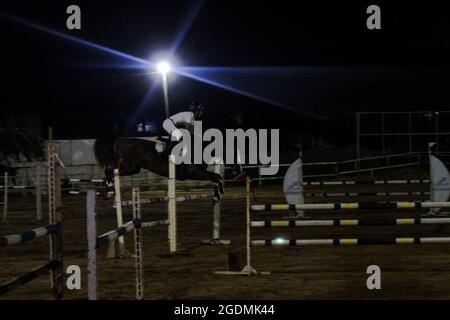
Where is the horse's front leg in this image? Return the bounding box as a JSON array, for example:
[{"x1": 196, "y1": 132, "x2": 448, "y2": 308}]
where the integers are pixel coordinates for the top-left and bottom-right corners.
[
  {"x1": 104, "y1": 167, "x2": 115, "y2": 198},
  {"x1": 181, "y1": 167, "x2": 224, "y2": 201}
]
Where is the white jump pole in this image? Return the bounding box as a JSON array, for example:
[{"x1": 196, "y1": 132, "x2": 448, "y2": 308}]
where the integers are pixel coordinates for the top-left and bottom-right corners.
[
  {"x1": 200, "y1": 163, "x2": 230, "y2": 245},
  {"x1": 109, "y1": 169, "x2": 125, "y2": 258},
  {"x1": 36, "y1": 163, "x2": 42, "y2": 221},
  {"x1": 2, "y1": 172, "x2": 8, "y2": 222},
  {"x1": 87, "y1": 189, "x2": 97, "y2": 300},
  {"x1": 132, "y1": 187, "x2": 144, "y2": 300},
  {"x1": 168, "y1": 155, "x2": 177, "y2": 253}
]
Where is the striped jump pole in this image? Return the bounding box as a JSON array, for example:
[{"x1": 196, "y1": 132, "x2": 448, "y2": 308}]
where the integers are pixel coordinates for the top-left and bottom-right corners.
[
  {"x1": 304, "y1": 192, "x2": 430, "y2": 198},
  {"x1": 121, "y1": 191, "x2": 215, "y2": 207},
  {"x1": 0, "y1": 224, "x2": 59, "y2": 246},
  {"x1": 252, "y1": 237, "x2": 450, "y2": 246},
  {"x1": 251, "y1": 217, "x2": 450, "y2": 227},
  {"x1": 141, "y1": 219, "x2": 169, "y2": 228},
  {"x1": 97, "y1": 218, "x2": 141, "y2": 247},
  {"x1": 251, "y1": 201, "x2": 450, "y2": 212},
  {"x1": 0, "y1": 261, "x2": 59, "y2": 296},
  {"x1": 302, "y1": 179, "x2": 430, "y2": 186}
]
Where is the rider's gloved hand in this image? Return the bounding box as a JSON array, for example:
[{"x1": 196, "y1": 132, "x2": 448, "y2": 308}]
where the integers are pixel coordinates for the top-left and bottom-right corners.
[{"x1": 171, "y1": 129, "x2": 183, "y2": 141}]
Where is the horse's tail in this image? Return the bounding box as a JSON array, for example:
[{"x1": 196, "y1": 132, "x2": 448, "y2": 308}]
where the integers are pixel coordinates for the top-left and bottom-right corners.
[{"x1": 94, "y1": 136, "x2": 117, "y2": 169}]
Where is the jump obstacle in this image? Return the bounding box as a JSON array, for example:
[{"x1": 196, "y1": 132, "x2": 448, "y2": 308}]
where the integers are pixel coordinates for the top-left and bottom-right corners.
[
  {"x1": 108, "y1": 155, "x2": 229, "y2": 257},
  {"x1": 60, "y1": 177, "x2": 105, "y2": 196},
  {"x1": 279, "y1": 144, "x2": 450, "y2": 218},
  {"x1": 88, "y1": 163, "x2": 222, "y2": 299},
  {"x1": 216, "y1": 176, "x2": 450, "y2": 275},
  {"x1": 0, "y1": 138, "x2": 63, "y2": 298}
]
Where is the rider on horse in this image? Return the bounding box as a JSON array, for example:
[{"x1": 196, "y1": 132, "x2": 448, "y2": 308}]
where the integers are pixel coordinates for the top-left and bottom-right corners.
[{"x1": 160, "y1": 103, "x2": 203, "y2": 155}]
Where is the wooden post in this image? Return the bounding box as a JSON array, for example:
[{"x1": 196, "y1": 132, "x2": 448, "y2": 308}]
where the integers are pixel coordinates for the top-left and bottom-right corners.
[
  {"x1": 55, "y1": 163, "x2": 62, "y2": 210},
  {"x1": 48, "y1": 130, "x2": 64, "y2": 299},
  {"x1": 2, "y1": 172, "x2": 8, "y2": 222},
  {"x1": 48, "y1": 140, "x2": 56, "y2": 290},
  {"x1": 87, "y1": 189, "x2": 97, "y2": 300},
  {"x1": 53, "y1": 213, "x2": 64, "y2": 299},
  {"x1": 132, "y1": 188, "x2": 144, "y2": 300},
  {"x1": 168, "y1": 155, "x2": 177, "y2": 253},
  {"x1": 36, "y1": 163, "x2": 42, "y2": 221}
]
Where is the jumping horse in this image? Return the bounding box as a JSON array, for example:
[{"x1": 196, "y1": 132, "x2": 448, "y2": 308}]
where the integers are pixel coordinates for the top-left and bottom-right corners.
[{"x1": 94, "y1": 136, "x2": 226, "y2": 201}]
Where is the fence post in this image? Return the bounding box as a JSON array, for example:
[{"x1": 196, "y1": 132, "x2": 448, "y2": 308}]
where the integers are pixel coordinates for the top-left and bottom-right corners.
[
  {"x1": 87, "y1": 189, "x2": 97, "y2": 300},
  {"x1": 168, "y1": 155, "x2": 177, "y2": 253},
  {"x1": 48, "y1": 135, "x2": 64, "y2": 299},
  {"x1": 132, "y1": 188, "x2": 144, "y2": 300},
  {"x1": 2, "y1": 172, "x2": 8, "y2": 222}
]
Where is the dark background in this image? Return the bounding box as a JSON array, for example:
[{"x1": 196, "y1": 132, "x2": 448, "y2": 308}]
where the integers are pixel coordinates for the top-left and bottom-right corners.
[{"x1": 1, "y1": 1, "x2": 449, "y2": 149}]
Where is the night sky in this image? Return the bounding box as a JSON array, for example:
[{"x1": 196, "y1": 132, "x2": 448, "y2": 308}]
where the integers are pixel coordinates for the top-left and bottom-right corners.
[{"x1": 1, "y1": 1, "x2": 450, "y2": 141}]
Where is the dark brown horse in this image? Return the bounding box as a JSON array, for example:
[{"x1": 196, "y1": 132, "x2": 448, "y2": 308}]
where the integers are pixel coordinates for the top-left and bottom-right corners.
[{"x1": 94, "y1": 137, "x2": 225, "y2": 200}]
